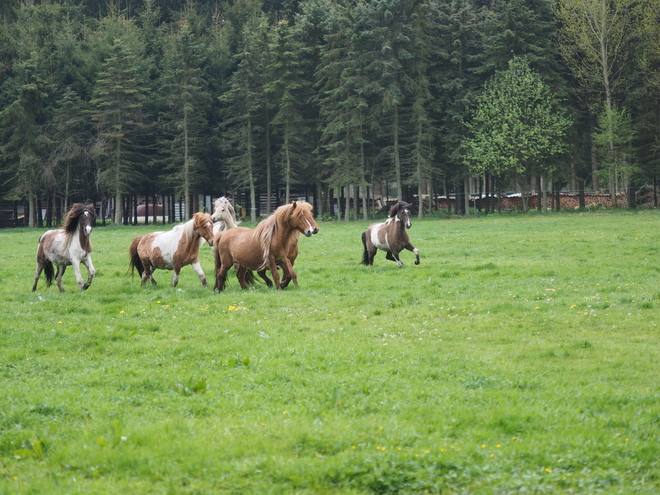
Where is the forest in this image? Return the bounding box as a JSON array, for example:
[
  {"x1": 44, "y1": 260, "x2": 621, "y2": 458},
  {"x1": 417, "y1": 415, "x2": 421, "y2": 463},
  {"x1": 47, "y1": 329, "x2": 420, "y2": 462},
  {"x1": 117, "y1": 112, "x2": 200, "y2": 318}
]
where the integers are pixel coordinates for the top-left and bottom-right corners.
[{"x1": 0, "y1": 0, "x2": 659, "y2": 226}]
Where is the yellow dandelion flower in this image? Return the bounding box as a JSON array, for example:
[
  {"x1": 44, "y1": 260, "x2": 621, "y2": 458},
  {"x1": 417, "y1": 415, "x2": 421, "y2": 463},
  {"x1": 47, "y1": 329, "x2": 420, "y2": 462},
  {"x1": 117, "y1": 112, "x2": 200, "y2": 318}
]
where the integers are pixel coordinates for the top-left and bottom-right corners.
[
  {"x1": 481, "y1": 444, "x2": 486, "y2": 448},
  {"x1": 545, "y1": 468, "x2": 552, "y2": 473},
  {"x1": 120, "y1": 310, "x2": 125, "y2": 314}
]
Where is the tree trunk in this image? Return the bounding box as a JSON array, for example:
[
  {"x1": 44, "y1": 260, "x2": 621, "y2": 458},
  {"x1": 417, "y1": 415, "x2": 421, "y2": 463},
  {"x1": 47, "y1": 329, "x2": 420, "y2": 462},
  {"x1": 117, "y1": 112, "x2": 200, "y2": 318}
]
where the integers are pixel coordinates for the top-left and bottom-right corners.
[{"x1": 393, "y1": 106, "x2": 403, "y2": 200}]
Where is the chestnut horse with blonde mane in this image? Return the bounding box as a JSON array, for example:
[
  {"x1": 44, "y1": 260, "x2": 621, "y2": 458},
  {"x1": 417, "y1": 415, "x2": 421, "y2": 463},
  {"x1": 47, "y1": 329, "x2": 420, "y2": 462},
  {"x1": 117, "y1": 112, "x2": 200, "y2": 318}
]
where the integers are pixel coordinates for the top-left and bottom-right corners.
[
  {"x1": 213, "y1": 201, "x2": 318, "y2": 291},
  {"x1": 128, "y1": 212, "x2": 214, "y2": 287},
  {"x1": 32, "y1": 202, "x2": 96, "y2": 292}
]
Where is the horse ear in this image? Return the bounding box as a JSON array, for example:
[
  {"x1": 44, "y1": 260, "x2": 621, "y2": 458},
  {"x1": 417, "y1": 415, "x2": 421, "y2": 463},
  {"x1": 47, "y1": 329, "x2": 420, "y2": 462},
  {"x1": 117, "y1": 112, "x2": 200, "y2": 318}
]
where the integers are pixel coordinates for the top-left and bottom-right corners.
[{"x1": 291, "y1": 201, "x2": 297, "y2": 210}]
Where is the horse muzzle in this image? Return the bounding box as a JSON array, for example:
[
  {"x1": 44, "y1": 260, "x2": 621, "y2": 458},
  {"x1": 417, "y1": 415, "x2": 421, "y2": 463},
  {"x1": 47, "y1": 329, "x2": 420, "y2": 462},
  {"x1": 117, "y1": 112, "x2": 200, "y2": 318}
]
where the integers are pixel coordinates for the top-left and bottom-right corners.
[{"x1": 85, "y1": 226, "x2": 93, "y2": 235}]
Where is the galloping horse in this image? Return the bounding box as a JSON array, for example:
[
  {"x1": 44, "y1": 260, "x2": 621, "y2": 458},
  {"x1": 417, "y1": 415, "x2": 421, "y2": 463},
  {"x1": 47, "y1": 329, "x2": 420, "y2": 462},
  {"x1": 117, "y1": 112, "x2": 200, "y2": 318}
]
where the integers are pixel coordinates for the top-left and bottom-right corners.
[
  {"x1": 128, "y1": 212, "x2": 214, "y2": 287},
  {"x1": 213, "y1": 201, "x2": 318, "y2": 291},
  {"x1": 212, "y1": 196, "x2": 240, "y2": 235},
  {"x1": 32, "y1": 202, "x2": 96, "y2": 292},
  {"x1": 361, "y1": 201, "x2": 420, "y2": 267}
]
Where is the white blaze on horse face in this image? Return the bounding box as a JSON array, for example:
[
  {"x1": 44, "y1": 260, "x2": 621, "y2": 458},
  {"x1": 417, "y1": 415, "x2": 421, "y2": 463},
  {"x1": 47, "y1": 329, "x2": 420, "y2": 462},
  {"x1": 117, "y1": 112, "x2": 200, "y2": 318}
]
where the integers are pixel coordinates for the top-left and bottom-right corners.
[
  {"x1": 404, "y1": 209, "x2": 412, "y2": 229},
  {"x1": 83, "y1": 210, "x2": 93, "y2": 235}
]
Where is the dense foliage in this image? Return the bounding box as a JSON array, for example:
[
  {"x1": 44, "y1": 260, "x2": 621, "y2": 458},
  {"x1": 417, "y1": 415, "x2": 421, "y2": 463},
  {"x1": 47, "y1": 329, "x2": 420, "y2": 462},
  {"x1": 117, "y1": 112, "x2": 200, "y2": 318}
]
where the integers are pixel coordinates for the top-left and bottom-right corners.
[{"x1": 1, "y1": 0, "x2": 659, "y2": 224}]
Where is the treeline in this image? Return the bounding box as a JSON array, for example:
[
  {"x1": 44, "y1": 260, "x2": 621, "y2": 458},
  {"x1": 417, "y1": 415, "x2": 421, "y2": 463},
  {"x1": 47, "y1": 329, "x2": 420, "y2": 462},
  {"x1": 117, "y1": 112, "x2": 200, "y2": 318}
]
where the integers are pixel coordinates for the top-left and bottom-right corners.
[{"x1": 1, "y1": 0, "x2": 659, "y2": 226}]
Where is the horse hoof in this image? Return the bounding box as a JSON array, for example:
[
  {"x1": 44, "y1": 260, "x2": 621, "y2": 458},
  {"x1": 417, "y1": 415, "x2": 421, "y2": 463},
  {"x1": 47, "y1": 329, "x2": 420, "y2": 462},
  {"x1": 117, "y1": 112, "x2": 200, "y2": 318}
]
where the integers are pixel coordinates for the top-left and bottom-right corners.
[
  {"x1": 415, "y1": 260, "x2": 420, "y2": 265},
  {"x1": 82, "y1": 283, "x2": 90, "y2": 290}
]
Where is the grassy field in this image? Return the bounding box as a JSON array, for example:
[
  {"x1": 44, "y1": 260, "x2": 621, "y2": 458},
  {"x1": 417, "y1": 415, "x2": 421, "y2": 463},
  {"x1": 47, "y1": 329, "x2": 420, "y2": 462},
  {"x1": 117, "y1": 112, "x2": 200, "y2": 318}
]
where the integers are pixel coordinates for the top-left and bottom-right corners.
[{"x1": 1, "y1": 210, "x2": 659, "y2": 494}]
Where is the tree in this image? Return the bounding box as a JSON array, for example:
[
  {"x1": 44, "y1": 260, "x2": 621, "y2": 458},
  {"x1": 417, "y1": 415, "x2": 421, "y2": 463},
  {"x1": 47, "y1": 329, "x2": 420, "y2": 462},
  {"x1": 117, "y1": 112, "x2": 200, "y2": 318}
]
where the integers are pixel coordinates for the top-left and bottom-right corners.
[
  {"x1": 266, "y1": 19, "x2": 310, "y2": 204},
  {"x1": 221, "y1": 18, "x2": 266, "y2": 222},
  {"x1": 555, "y1": 0, "x2": 640, "y2": 206},
  {"x1": 0, "y1": 57, "x2": 53, "y2": 226},
  {"x1": 91, "y1": 31, "x2": 150, "y2": 224},
  {"x1": 159, "y1": 7, "x2": 213, "y2": 219},
  {"x1": 464, "y1": 57, "x2": 572, "y2": 211}
]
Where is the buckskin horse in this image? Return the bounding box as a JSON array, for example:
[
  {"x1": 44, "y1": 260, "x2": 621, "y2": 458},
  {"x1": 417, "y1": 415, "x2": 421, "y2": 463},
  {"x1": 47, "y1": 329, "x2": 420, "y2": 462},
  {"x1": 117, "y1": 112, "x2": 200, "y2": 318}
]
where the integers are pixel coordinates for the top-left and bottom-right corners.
[
  {"x1": 361, "y1": 201, "x2": 420, "y2": 267},
  {"x1": 32, "y1": 202, "x2": 96, "y2": 292}
]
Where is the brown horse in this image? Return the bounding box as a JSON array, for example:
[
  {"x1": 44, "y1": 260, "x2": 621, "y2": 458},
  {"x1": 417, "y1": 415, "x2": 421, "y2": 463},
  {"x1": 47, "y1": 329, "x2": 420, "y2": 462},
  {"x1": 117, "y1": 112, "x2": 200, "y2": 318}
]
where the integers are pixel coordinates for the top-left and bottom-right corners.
[
  {"x1": 32, "y1": 202, "x2": 96, "y2": 292},
  {"x1": 213, "y1": 201, "x2": 318, "y2": 291},
  {"x1": 361, "y1": 201, "x2": 420, "y2": 267},
  {"x1": 128, "y1": 212, "x2": 214, "y2": 287}
]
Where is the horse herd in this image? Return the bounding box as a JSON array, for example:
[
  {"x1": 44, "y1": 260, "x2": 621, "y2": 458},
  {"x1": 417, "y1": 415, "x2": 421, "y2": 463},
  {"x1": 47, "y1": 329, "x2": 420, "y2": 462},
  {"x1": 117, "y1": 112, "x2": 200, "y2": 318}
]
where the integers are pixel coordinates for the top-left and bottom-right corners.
[{"x1": 31, "y1": 198, "x2": 420, "y2": 293}]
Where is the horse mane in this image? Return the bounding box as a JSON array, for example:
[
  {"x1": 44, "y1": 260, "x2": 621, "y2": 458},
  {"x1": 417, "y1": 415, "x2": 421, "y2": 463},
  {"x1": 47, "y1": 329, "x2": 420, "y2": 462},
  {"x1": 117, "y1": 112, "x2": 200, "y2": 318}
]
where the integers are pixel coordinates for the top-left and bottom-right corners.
[
  {"x1": 253, "y1": 202, "x2": 313, "y2": 270},
  {"x1": 63, "y1": 202, "x2": 95, "y2": 253},
  {"x1": 388, "y1": 201, "x2": 408, "y2": 217}
]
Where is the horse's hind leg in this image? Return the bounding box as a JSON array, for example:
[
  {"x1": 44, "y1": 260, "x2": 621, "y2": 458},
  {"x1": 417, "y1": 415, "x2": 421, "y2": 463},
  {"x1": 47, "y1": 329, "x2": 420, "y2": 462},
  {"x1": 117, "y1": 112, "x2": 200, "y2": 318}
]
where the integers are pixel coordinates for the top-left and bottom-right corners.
[
  {"x1": 32, "y1": 263, "x2": 44, "y2": 291},
  {"x1": 386, "y1": 251, "x2": 404, "y2": 268},
  {"x1": 257, "y1": 269, "x2": 274, "y2": 288},
  {"x1": 55, "y1": 265, "x2": 67, "y2": 292}
]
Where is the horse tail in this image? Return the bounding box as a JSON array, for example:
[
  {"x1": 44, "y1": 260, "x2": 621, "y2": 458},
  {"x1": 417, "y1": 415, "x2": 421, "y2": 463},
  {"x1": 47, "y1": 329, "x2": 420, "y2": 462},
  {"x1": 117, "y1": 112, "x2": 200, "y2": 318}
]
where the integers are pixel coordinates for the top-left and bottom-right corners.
[
  {"x1": 361, "y1": 231, "x2": 370, "y2": 265},
  {"x1": 212, "y1": 233, "x2": 227, "y2": 291},
  {"x1": 244, "y1": 270, "x2": 257, "y2": 286},
  {"x1": 128, "y1": 237, "x2": 144, "y2": 277},
  {"x1": 43, "y1": 260, "x2": 54, "y2": 287}
]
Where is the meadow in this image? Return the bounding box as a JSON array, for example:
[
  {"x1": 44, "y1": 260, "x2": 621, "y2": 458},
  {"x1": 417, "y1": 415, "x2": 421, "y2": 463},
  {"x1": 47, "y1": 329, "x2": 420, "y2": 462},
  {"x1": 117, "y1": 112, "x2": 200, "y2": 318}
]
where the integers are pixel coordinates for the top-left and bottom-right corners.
[{"x1": 1, "y1": 210, "x2": 659, "y2": 494}]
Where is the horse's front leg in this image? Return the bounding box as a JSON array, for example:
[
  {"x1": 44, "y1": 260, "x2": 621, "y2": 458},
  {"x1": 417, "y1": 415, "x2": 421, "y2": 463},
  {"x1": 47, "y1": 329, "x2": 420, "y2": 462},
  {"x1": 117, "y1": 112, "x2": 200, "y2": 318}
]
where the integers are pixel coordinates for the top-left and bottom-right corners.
[
  {"x1": 56, "y1": 264, "x2": 68, "y2": 292},
  {"x1": 71, "y1": 258, "x2": 89, "y2": 291},
  {"x1": 81, "y1": 256, "x2": 96, "y2": 290},
  {"x1": 280, "y1": 258, "x2": 298, "y2": 287},
  {"x1": 267, "y1": 257, "x2": 283, "y2": 290},
  {"x1": 404, "y1": 242, "x2": 420, "y2": 265},
  {"x1": 190, "y1": 260, "x2": 208, "y2": 288}
]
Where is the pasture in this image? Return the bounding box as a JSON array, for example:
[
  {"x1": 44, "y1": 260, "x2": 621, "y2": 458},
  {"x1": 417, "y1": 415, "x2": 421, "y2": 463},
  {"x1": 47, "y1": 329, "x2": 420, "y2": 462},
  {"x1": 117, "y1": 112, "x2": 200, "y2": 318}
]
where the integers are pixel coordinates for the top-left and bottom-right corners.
[{"x1": 1, "y1": 211, "x2": 659, "y2": 494}]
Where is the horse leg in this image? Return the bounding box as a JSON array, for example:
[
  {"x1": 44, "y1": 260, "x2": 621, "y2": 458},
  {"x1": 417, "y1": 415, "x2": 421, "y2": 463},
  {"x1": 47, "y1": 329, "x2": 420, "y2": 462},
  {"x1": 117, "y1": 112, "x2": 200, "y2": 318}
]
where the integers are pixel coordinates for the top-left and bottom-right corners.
[
  {"x1": 215, "y1": 260, "x2": 230, "y2": 292},
  {"x1": 81, "y1": 256, "x2": 96, "y2": 290},
  {"x1": 171, "y1": 266, "x2": 180, "y2": 287},
  {"x1": 234, "y1": 266, "x2": 247, "y2": 289},
  {"x1": 404, "y1": 242, "x2": 420, "y2": 265},
  {"x1": 257, "y1": 269, "x2": 274, "y2": 287},
  {"x1": 267, "y1": 258, "x2": 283, "y2": 290},
  {"x1": 71, "y1": 259, "x2": 87, "y2": 291},
  {"x1": 386, "y1": 251, "x2": 404, "y2": 268},
  {"x1": 280, "y1": 259, "x2": 298, "y2": 287},
  {"x1": 32, "y1": 262, "x2": 44, "y2": 291},
  {"x1": 191, "y1": 261, "x2": 208, "y2": 288},
  {"x1": 55, "y1": 264, "x2": 67, "y2": 292}
]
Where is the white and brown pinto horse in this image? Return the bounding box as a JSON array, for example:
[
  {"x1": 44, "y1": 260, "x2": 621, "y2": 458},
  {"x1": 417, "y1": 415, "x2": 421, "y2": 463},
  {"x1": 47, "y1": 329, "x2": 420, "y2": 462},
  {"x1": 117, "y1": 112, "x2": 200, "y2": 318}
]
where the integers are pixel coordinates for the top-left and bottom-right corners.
[
  {"x1": 212, "y1": 196, "x2": 240, "y2": 235},
  {"x1": 128, "y1": 212, "x2": 214, "y2": 287},
  {"x1": 213, "y1": 201, "x2": 318, "y2": 291},
  {"x1": 32, "y1": 202, "x2": 96, "y2": 292},
  {"x1": 361, "y1": 201, "x2": 420, "y2": 267}
]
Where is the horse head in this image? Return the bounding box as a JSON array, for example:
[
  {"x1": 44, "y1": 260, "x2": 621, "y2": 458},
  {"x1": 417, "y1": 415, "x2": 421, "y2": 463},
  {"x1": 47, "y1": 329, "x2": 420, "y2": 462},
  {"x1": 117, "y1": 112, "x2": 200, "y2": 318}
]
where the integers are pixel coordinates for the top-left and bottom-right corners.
[
  {"x1": 390, "y1": 201, "x2": 412, "y2": 229},
  {"x1": 289, "y1": 201, "x2": 319, "y2": 237},
  {"x1": 65, "y1": 202, "x2": 95, "y2": 236},
  {"x1": 193, "y1": 212, "x2": 215, "y2": 246}
]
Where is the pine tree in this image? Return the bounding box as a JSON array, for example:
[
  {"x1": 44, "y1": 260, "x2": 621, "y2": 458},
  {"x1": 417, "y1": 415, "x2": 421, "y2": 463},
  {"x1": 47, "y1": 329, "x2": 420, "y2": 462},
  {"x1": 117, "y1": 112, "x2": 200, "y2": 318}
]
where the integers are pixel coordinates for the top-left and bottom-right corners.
[
  {"x1": 265, "y1": 19, "x2": 311, "y2": 204},
  {"x1": 91, "y1": 33, "x2": 150, "y2": 224},
  {"x1": 159, "y1": 7, "x2": 213, "y2": 219}
]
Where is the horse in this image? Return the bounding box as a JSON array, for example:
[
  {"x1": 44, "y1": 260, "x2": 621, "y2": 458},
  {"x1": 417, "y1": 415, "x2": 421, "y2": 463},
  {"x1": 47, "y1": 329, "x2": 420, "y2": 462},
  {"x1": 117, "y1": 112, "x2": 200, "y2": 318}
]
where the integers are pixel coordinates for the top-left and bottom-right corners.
[
  {"x1": 32, "y1": 202, "x2": 96, "y2": 292},
  {"x1": 128, "y1": 212, "x2": 215, "y2": 288},
  {"x1": 213, "y1": 201, "x2": 318, "y2": 291},
  {"x1": 212, "y1": 196, "x2": 240, "y2": 235},
  {"x1": 361, "y1": 201, "x2": 420, "y2": 267}
]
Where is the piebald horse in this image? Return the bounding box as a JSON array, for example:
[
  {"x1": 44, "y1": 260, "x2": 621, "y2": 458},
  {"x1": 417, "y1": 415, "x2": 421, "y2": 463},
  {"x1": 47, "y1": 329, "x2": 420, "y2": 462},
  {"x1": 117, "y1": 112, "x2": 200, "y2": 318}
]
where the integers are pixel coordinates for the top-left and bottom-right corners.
[
  {"x1": 32, "y1": 202, "x2": 96, "y2": 292},
  {"x1": 361, "y1": 201, "x2": 420, "y2": 267},
  {"x1": 213, "y1": 201, "x2": 318, "y2": 291},
  {"x1": 212, "y1": 196, "x2": 240, "y2": 235},
  {"x1": 128, "y1": 212, "x2": 214, "y2": 287}
]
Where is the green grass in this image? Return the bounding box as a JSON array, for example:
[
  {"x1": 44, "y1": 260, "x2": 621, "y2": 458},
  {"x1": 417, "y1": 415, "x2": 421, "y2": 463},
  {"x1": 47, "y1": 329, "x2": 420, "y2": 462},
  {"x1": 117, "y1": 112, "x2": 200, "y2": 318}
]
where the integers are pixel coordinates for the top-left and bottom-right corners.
[{"x1": 1, "y1": 211, "x2": 660, "y2": 494}]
